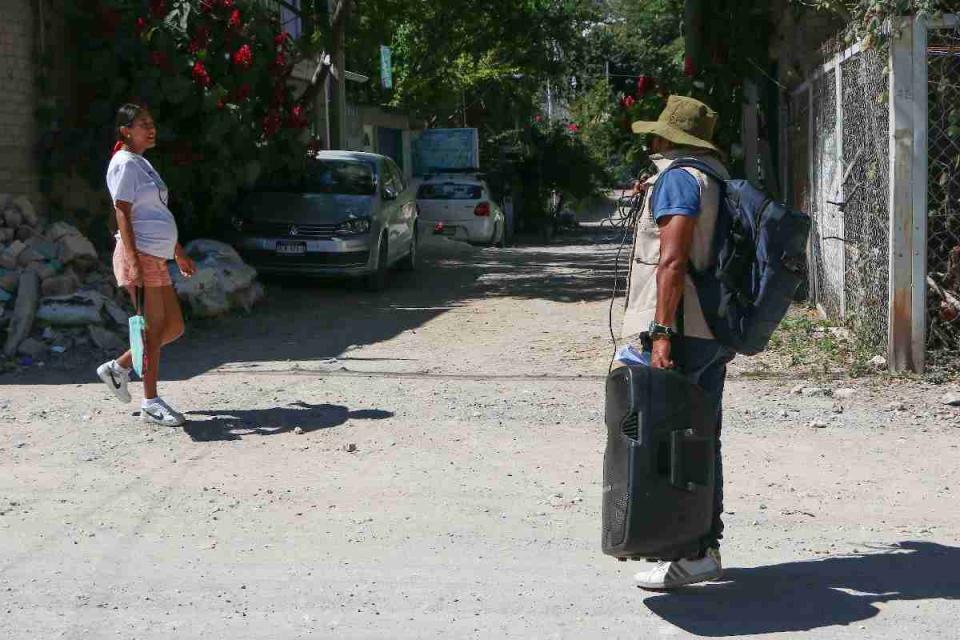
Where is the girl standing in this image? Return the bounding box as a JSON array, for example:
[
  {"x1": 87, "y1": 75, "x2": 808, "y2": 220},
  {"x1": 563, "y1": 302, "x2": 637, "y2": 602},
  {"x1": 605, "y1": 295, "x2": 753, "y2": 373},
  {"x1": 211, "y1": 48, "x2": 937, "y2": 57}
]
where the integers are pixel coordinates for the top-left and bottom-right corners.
[{"x1": 96, "y1": 103, "x2": 196, "y2": 426}]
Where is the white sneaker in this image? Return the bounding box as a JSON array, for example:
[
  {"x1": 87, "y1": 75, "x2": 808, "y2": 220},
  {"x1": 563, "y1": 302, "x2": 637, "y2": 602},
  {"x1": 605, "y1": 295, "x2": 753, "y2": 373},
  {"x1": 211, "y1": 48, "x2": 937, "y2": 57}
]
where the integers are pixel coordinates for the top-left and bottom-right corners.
[
  {"x1": 634, "y1": 548, "x2": 723, "y2": 590},
  {"x1": 141, "y1": 398, "x2": 186, "y2": 427},
  {"x1": 96, "y1": 360, "x2": 132, "y2": 404}
]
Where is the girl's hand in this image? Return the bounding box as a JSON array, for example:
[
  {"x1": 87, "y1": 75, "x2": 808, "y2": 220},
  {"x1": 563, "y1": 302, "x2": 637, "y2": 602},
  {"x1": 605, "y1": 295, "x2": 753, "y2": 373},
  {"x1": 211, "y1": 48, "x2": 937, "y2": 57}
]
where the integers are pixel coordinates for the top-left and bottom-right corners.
[
  {"x1": 125, "y1": 246, "x2": 142, "y2": 285},
  {"x1": 175, "y1": 254, "x2": 196, "y2": 278},
  {"x1": 129, "y1": 259, "x2": 143, "y2": 286}
]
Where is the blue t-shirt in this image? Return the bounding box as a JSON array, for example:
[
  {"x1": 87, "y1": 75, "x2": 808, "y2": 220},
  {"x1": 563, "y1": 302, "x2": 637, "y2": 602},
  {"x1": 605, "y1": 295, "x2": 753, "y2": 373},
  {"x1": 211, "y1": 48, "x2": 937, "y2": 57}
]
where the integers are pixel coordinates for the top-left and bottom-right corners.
[{"x1": 652, "y1": 169, "x2": 701, "y2": 222}]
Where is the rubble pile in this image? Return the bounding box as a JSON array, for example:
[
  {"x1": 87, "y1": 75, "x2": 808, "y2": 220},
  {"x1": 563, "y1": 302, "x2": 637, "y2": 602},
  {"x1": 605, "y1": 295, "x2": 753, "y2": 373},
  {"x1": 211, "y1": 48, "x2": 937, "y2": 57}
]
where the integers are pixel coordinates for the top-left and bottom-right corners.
[
  {"x1": 0, "y1": 196, "x2": 264, "y2": 369},
  {"x1": 169, "y1": 239, "x2": 264, "y2": 318},
  {"x1": 0, "y1": 195, "x2": 131, "y2": 366}
]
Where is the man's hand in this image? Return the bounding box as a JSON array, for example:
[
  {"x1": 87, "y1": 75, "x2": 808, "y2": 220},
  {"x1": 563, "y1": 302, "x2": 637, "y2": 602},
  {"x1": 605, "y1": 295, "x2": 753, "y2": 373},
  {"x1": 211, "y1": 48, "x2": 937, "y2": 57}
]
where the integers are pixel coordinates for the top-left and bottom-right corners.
[{"x1": 650, "y1": 337, "x2": 674, "y2": 369}]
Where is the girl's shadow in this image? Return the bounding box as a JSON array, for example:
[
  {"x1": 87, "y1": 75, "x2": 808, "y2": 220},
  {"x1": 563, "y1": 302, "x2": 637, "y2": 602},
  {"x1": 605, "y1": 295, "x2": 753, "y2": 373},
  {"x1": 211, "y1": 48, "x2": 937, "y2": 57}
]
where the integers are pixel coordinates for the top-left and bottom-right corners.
[
  {"x1": 183, "y1": 402, "x2": 393, "y2": 441},
  {"x1": 644, "y1": 541, "x2": 960, "y2": 636}
]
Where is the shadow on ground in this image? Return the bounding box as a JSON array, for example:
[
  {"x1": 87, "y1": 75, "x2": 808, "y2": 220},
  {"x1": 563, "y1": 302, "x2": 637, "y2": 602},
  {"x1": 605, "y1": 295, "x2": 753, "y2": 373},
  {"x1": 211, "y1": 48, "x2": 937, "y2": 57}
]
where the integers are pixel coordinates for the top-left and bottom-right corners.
[
  {"x1": 2, "y1": 224, "x2": 627, "y2": 385},
  {"x1": 644, "y1": 541, "x2": 960, "y2": 636},
  {"x1": 181, "y1": 401, "x2": 393, "y2": 442}
]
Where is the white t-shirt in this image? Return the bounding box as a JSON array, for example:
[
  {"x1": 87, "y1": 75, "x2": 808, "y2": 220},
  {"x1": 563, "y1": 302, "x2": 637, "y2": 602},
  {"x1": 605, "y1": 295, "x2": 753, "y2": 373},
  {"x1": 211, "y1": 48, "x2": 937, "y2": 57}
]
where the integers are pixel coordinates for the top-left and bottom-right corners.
[{"x1": 106, "y1": 150, "x2": 178, "y2": 259}]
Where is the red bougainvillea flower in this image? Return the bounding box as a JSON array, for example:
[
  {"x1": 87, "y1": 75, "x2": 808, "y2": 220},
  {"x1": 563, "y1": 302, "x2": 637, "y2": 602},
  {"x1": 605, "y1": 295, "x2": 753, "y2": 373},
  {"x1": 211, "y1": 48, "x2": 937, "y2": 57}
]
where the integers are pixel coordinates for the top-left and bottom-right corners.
[
  {"x1": 533, "y1": 114, "x2": 543, "y2": 123},
  {"x1": 567, "y1": 123, "x2": 580, "y2": 133},
  {"x1": 232, "y1": 44, "x2": 253, "y2": 70},
  {"x1": 228, "y1": 8, "x2": 242, "y2": 30},
  {"x1": 235, "y1": 83, "x2": 251, "y2": 101},
  {"x1": 262, "y1": 111, "x2": 282, "y2": 138},
  {"x1": 637, "y1": 75, "x2": 654, "y2": 97},
  {"x1": 188, "y1": 38, "x2": 202, "y2": 54},
  {"x1": 286, "y1": 105, "x2": 309, "y2": 129},
  {"x1": 191, "y1": 61, "x2": 212, "y2": 87},
  {"x1": 274, "y1": 32, "x2": 288, "y2": 47},
  {"x1": 273, "y1": 51, "x2": 288, "y2": 71},
  {"x1": 221, "y1": 0, "x2": 234, "y2": 9},
  {"x1": 271, "y1": 82, "x2": 286, "y2": 106},
  {"x1": 622, "y1": 95, "x2": 636, "y2": 109},
  {"x1": 135, "y1": 16, "x2": 147, "y2": 34},
  {"x1": 216, "y1": 98, "x2": 226, "y2": 110},
  {"x1": 683, "y1": 55, "x2": 696, "y2": 77}
]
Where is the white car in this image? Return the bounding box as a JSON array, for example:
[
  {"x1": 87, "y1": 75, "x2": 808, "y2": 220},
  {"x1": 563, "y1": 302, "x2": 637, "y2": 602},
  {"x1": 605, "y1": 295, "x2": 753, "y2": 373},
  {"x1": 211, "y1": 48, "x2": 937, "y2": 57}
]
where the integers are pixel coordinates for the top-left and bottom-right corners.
[{"x1": 415, "y1": 174, "x2": 505, "y2": 245}]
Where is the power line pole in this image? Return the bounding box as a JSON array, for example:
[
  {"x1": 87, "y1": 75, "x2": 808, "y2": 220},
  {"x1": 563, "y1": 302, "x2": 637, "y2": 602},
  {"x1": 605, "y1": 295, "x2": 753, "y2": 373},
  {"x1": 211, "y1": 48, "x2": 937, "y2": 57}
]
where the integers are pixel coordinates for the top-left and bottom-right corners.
[{"x1": 329, "y1": 0, "x2": 351, "y2": 149}]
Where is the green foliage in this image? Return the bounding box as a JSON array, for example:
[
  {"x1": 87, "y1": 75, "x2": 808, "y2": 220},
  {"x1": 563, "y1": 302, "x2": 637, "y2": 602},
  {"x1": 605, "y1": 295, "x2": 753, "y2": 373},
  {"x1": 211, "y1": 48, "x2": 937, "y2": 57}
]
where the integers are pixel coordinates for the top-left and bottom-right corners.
[
  {"x1": 348, "y1": 0, "x2": 599, "y2": 128},
  {"x1": 486, "y1": 120, "x2": 607, "y2": 225},
  {"x1": 792, "y1": 0, "x2": 953, "y2": 47},
  {"x1": 560, "y1": 0, "x2": 699, "y2": 184},
  {"x1": 39, "y1": 0, "x2": 319, "y2": 237}
]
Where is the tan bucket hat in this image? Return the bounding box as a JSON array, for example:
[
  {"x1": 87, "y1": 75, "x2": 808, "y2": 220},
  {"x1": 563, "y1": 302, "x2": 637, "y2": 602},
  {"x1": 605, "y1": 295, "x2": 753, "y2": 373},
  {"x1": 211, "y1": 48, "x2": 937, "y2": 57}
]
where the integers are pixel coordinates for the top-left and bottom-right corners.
[{"x1": 631, "y1": 95, "x2": 719, "y2": 153}]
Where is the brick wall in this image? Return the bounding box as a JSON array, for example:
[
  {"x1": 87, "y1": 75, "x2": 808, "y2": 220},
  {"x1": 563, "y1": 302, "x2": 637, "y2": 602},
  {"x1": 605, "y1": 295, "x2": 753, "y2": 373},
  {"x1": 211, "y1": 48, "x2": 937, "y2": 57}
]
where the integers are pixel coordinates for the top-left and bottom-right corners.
[{"x1": 0, "y1": 0, "x2": 37, "y2": 201}]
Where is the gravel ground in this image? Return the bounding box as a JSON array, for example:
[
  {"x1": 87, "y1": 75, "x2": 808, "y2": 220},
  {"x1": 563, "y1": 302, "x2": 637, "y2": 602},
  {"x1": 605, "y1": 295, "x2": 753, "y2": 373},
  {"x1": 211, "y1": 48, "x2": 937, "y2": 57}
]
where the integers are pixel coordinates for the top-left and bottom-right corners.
[{"x1": 2, "y1": 228, "x2": 959, "y2": 639}]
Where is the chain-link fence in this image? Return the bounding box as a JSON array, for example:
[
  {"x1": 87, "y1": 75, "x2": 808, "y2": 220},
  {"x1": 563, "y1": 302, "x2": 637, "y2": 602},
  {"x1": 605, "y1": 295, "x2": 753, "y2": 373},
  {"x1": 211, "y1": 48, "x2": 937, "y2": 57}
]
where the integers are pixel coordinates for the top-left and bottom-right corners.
[
  {"x1": 926, "y1": 25, "x2": 960, "y2": 370},
  {"x1": 810, "y1": 68, "x2": 846, "y2": 321},
  {"x1": 840, "y1": 46, "x2": 891, "y2": 350},
  {"x1": 787, "y1": 87, "x2": 812, "y2": 300},
  {"x1": 789, "y1": 42, "x2": 891, "y2": 355},
  {"x1": 785, "y1": 16, "x2": 960, "y2": 372}
]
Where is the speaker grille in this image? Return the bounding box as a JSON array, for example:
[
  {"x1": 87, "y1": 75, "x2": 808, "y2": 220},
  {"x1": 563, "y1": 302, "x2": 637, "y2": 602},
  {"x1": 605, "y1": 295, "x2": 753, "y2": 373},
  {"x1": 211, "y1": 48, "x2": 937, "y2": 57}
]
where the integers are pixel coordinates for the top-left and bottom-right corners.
[{"x1": 602, "y1": 449, "x2": 630, "y2": 549}]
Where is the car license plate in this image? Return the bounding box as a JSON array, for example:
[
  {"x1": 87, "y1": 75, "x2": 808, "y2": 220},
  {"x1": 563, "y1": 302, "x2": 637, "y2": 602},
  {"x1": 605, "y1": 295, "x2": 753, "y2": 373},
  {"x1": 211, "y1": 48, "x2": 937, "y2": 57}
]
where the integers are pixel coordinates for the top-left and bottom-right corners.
[{"x1": 276, "y1": 241, "x2": 306, "y2": 256}]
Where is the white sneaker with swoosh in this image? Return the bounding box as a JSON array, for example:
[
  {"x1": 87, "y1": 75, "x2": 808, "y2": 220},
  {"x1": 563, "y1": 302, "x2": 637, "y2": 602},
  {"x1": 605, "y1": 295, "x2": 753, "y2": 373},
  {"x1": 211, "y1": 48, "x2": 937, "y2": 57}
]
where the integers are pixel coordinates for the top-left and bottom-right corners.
[
  {"x1": 96, "y1": 360, "x2": 132, "y2": 404},
  {"x1": 141, "y1": 399, "x2": 186, "y2": 427}
]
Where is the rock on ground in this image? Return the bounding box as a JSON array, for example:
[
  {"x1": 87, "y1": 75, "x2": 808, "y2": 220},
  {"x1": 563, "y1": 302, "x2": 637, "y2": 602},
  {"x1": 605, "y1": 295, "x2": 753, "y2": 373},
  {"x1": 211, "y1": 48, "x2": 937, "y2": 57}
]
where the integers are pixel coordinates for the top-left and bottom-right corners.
[{"x1": 2, "y1": 270, "x2": 39, "y2": 356}]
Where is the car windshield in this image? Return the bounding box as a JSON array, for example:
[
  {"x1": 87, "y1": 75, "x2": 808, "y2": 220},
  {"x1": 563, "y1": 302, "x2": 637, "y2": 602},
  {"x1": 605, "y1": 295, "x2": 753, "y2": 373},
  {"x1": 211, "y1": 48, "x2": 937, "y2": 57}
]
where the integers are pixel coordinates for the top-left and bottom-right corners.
[
  {"x1": 304, "y1": 160, "x2": 377, "y2": 195},
  {"x1": 254, "y1": 159, "x2": 377, "y2": 195},
  {"x1": 417, "y1": 182, "x2": 482, "y2": 200}
]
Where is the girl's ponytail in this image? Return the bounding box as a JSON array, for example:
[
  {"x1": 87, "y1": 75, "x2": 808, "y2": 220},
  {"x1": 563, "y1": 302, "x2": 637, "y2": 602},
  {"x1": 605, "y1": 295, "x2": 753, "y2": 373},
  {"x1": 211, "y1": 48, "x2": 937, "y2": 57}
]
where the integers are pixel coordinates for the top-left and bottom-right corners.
[{"x1": 113, "y1": 103, "x2": 144, "y2": 155}]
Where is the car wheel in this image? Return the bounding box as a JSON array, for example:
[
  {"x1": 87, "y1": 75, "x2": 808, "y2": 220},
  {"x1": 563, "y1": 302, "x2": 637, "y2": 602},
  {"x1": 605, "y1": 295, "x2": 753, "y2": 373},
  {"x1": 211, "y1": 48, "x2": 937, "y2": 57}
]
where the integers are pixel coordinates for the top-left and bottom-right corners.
[
  {"x1": 488, "y1": 221, "x2": 503, "y2": 247},
  {"x1": 365, "y1": 234, "x2": 389, "y2": 291},
  {"x1": 398, "y1": 224, "x2": 417, "y2": 271}
]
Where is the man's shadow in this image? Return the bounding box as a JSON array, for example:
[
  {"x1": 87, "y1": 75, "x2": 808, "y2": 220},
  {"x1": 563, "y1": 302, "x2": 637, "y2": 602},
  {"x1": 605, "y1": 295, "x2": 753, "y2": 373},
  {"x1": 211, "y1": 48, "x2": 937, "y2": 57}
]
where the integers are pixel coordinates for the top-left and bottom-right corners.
[
  {"x1": 644, "y1": 541, "x2": 960, "y2": 636},
  {"x1": 182, "y1": 402, "x2": 393, "y2": 442}
]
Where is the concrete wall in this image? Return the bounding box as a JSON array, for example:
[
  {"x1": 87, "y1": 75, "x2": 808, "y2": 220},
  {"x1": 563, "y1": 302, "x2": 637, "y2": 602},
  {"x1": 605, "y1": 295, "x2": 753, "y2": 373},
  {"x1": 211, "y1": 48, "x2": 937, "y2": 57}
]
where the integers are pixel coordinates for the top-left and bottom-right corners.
[{"x1": 0, "y1": 0, "x2": 37, "y2": 201}]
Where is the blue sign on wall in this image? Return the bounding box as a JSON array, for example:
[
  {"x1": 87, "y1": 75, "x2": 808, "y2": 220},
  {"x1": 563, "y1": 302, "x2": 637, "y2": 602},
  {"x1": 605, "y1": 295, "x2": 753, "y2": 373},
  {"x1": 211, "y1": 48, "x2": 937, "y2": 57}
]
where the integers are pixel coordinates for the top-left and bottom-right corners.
[
  {"x1": 413, "y1": 128, "x2": 480, "y2": 176},
  {"x1": 380, "y1": 45, "x2": 393, "y2": 89}
]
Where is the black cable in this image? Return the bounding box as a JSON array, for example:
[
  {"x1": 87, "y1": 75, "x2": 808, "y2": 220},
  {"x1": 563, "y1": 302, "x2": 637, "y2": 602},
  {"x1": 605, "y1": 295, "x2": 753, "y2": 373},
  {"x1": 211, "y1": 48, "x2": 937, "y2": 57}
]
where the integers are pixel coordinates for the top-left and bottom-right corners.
[{"x1": 607, "y1": 190, "x2": 644, "y2": 371}]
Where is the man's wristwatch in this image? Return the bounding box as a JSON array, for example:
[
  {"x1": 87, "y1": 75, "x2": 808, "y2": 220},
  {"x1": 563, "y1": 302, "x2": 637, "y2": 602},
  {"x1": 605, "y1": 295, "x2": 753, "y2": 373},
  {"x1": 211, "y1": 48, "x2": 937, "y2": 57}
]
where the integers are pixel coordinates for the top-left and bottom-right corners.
[{"x1": 647, "y1": 321, "x2": 677, "y2": 341}]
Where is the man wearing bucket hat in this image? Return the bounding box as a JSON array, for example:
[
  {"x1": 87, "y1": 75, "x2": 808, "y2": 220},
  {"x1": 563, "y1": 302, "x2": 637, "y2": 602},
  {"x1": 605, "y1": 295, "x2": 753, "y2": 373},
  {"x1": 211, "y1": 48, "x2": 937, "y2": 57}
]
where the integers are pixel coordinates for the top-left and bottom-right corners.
[{"x1": 622, "y1": 95, "x2": 737, "y2": 590}]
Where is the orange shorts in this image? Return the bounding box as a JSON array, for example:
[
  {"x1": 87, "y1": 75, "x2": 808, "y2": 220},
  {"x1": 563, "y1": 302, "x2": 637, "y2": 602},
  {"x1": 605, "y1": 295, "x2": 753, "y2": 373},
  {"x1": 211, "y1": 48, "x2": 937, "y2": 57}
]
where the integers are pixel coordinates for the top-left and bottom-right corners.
[{"x1": 113, "y1": 243, "x2": 172, "y2": 288}]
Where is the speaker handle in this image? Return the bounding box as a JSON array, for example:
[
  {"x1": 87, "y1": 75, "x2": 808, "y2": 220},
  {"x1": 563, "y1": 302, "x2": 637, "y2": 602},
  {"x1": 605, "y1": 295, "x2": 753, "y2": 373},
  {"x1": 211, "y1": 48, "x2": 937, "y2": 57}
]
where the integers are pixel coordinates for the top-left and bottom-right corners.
[{"x1": 669, "y1": 429, "x2": 698, "y2": 492}]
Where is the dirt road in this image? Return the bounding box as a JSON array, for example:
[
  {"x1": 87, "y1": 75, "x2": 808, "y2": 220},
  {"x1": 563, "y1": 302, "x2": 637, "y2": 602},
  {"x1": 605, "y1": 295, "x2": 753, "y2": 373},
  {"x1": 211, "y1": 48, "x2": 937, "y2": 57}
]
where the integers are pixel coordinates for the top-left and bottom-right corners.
[{"x1": 2, "y1": 229, "x2": 959, "y2": 639}]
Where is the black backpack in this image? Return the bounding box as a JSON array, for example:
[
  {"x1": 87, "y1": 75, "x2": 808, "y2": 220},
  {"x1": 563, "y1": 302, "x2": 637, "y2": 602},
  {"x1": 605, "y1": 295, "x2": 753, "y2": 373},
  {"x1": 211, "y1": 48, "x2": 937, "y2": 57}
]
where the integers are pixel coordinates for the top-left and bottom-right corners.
[{"x1": 650, "y1": 159, "x2": 811, "y2": 355}]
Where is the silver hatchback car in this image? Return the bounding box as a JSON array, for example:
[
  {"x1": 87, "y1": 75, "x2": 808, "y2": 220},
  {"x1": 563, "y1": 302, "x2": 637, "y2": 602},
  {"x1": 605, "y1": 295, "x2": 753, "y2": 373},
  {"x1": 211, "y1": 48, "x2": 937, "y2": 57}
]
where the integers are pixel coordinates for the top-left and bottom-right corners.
[{"x1": 231, "y1": 151, "x2": 418, "y2": 289}]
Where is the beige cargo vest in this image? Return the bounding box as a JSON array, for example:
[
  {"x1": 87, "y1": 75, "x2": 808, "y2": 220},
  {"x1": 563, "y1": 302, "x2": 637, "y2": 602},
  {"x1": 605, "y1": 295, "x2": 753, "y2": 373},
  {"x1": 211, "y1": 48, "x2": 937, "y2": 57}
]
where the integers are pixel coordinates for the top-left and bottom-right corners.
[{"x1": 621, "y1": 150, "x2": 730, "y2": 341}]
